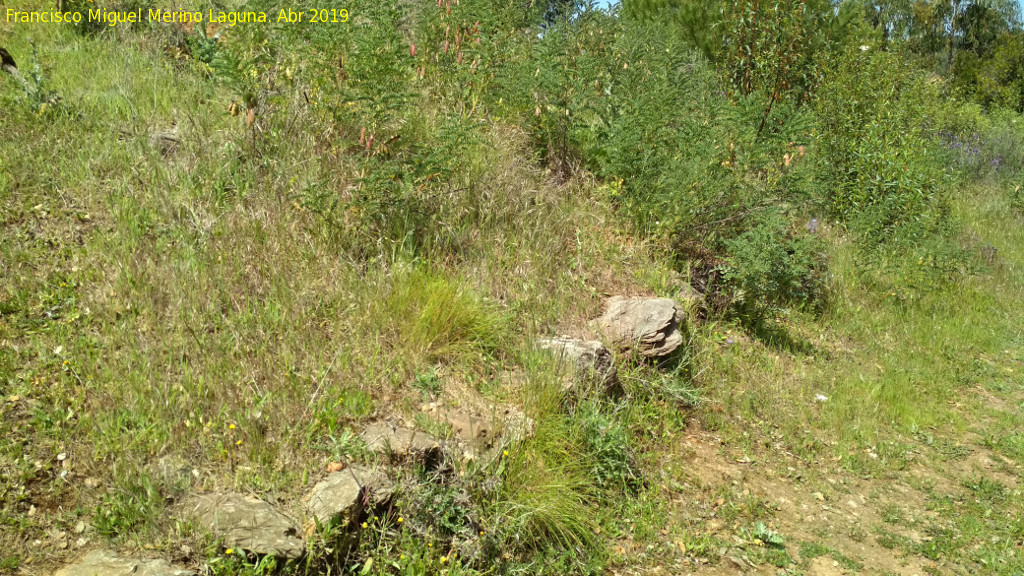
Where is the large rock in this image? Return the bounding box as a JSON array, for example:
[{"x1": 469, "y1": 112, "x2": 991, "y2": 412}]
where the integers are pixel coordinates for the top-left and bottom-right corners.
[
  {"x1": 185, "y1": 493, "x2": 304, "y2": 559},
  {"x1": 361, "y1": 422, "x2": 440, "y2": 461},
  {"x1": 305, "y1": 465, "x2": 394, "y2": 526},
  {"x1": 594, "y1": 297, "x2": 686, "y2": 359},
  {"x1": 54, "y1": 550, "x2": 192, "y2": 576},
  {"x1": 537, "y1": 337, "x2": 618, "y2": 394}
]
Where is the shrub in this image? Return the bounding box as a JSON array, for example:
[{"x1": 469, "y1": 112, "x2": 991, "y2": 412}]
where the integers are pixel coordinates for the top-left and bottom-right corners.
[
  {"x1": 721, "y1": 210, "x2": 825, "y2": 319},
  {"x1": 816, "y1": 46, "x2": 949, "y2": 247}
]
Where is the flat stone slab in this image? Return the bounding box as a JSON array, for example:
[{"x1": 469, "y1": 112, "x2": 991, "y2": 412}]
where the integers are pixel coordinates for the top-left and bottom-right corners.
[
  {"x1": 361, "y1": 422, "x2": 439, "y2": 459},
  {"x1": 54, "y1": 549, "x2": 193, "y2": 576},
  {"x1": 305, "y1": 465, "x2": 394, "y2": 526},
  {"x1": 594, "y1": 296, "x2": 686, "y2": 359},
  {"x1": 185, "y1": 493, "x2": 304, "y2": 559}
]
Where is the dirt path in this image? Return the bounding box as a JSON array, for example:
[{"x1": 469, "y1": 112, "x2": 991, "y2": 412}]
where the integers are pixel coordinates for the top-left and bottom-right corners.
[{"x1": 619, "y1": 414, "x2": 1024, "y2": 576}]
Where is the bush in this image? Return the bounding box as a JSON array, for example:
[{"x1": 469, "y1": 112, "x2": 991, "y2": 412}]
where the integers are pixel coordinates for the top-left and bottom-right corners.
[
  {"x1": 816, "y1": 46, "x2": 949, "y2": 247},
  {"x1": 935, "y1": 103, "x2": 1024, "y2": 185},
  {"x1": 722, "y1": 210, "x2": 825, "y2": 319}
]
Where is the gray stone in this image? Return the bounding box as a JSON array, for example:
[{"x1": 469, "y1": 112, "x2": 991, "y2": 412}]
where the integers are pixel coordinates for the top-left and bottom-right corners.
[
  {"x1": 185, "y1": 493, "x2": 304, "y2": 559},
  {"x1": 594, "y1": 296, "x2": 687, "y2": 359},
  {"x1": 537, "y1": 337, "x2": 618, "y2": 393},
  {"x1": 305, "y1": 465, "x2": 394, "y2": 526},
  {"x1": 435, "y1": 407, "x2": 534, "y2": 459},
  {"x1": 361, "y1": 422, "x2": 439, "y2": 460},
  {"x1": 149, "y1": 128, "x2": 181, "y2": 156},
  {"x1": 151, "y1": 455, "x2": 193, "y2": 488},
  {"x1": 53, "y1": 549, "x2": 192, "y2": 576}
]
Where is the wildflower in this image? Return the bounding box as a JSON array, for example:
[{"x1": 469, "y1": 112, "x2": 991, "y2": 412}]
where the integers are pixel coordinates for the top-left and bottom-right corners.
[
  {"x1": 226, "y1": 548, "x2": 234, "y2": 555},
  {"x1": 235, "y1": 440, "x2": 242, "y2": 446},
  {"x1": 441, "y1": 557, "x2": 448, "y2": 563},
  {"x1": 361, "y1": 522, "x2": 368, "y2": 529},
  {"x1": 502, "y1": 450, "x2": 509, "y2": 457},
  {"x1": 397, "y1": 517, "x2": 404, "y2": 523},
  {"x1": 229, "y1": 424, "x2": 236, "y2": 430},
  {"x1": 410, "y1": 43, "x2": 416, "y2": 57}
]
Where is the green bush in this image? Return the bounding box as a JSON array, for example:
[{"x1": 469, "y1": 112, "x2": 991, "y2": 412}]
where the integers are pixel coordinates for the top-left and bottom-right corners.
[
  {"x1": 816, "y1": 46, "x2": 949, "y2": 247},
  {"x1": 721, "y1": 210, "x2": 825, "y2": 318}
]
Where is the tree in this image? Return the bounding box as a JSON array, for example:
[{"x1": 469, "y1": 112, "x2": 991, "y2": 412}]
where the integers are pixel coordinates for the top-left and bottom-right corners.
[{"x1": 977, "y1": 31, "x2": 1024, "y2": 111}]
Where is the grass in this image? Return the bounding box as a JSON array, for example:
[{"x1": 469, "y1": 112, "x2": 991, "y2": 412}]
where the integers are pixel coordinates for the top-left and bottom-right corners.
[{"x1": 4, "y1": 9, "x2": 1024, "y2": 576}]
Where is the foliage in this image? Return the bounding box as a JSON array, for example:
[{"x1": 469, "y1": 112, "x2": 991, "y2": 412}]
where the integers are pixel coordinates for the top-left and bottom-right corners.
[
  {"x1": 722, "y1": 211, "x2": 825, "y2": 318},
  {"x1": 976, "y1": 32, "x2": 1024, "y2": 112},
  {"x1": 579, "y1": 403, "x2": 642, "y2": 491},
  {"x1": 816, "y1": 46, "x2": 948, "y2": 247},
  {"x1": 92, "y1": 476, "x2": 163, "y2": 539},
  {"x1": 17, "y1": 44, "x2": 62, "y2": 115}
]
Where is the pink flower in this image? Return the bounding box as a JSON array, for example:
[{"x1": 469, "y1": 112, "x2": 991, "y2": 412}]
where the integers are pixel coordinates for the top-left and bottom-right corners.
[{"x1": 410, "y1": 43, "x2": 416, "y2": 57}]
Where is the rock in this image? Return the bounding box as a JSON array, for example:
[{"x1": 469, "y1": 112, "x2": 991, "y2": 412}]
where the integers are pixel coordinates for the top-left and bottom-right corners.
[
  {"x1": 305, "y1": 465, "x2": 394, "y2": 526},
  {"x1": 497, "y1": 406, "x2": 535, "y2": 443},
  {"x1": 149, "y1": 128, "x2": 181, "y2": 156},
  {"x1": 593, "y1": 296, "x2": 687, "y2": 359},
  {"x1": 151, "y1": 455, "x2": 192, "y2": 488},
  {"x1": 536, "y1": 337, "x2": 619, "y2": 394},
  {"x1": 436, "y1": 406, "x2": 534, "y2": 458},
  {"x1": 185, "y1": 493, "x2": 304, "y2": 559},
  {"x1": 441, "y1": 409, "x2": 497, "y2": 447},
  {"x1": 361, "y1": 422, "x2": 439, "y2": 461},
  {"x1": 53, "y1": 549, "x2": 193, "y2": 576}
]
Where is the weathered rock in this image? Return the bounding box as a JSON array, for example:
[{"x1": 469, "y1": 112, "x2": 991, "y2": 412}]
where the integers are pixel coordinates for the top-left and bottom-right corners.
[
  {"x1": 537, "y1": 337, "x2": 619, "y2": 394},
  {"x1": 441, "y1": 409, "x2": 497, "y2": 448},
  {"x1": 305, "y1": 465, "x2": 394, "y2": 526},
  {"x1": 185, "y1": 493, "x2": 303, "y2": 559},
  {"x1": 54, "y1": 549, "x2": 193, "y2": 576},
  {"x1": 594, "y1": 296, "x2": 687, "y2": 359},
  {"x1": 434, "y1": 406, "x2": 534, "y2": 459},
  {"x1": 361, "y1": 422, "x2": 439, "y2": 461},
  {"x1": 497, "y1": 406, "x2": 535, "y2": 443},
  {"x1": 151, "y1": 455, "x2": 194, "y2": 488},
  {"x1": 149, "y1": 128, "x2": 181, "y2": 156}
]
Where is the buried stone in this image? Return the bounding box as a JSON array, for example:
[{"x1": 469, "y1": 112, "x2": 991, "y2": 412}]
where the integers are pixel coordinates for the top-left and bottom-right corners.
[
  {"x1": 54, "y1": 550, "x2": 193, "y2": 576},
  {"x1": 536, "y1": 337, "x2": 619, "y2": 395},
  {"x1": 593, "y1": 296, "x2": 687, "y2": 360},
  {"x1": 361, "y1": 422, "x2": 440, "y2": 462},
  {"x1": 185, "y1": 493, "x2": 304, "y2": 559}
]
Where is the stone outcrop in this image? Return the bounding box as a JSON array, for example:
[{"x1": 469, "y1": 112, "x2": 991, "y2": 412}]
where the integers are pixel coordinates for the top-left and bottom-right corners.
[
  {"x1": 185, "y1": 493, "x2": 304, "y2": 559},
  {"x1": 537, "y1": 337, "x2": 619, "y2": 394},
  {"x1": 305, "y1": 465, "x2": 394, "y2": 526},
  {"x1": 593, "y1": 297, "x2": 686, "y2": 359},
  {"x1": 361, "y1": 422, "x2": 440, "y2": 461},
  {"x1": 54, "y1": 550, "x2": 193, "y2": 576}
]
